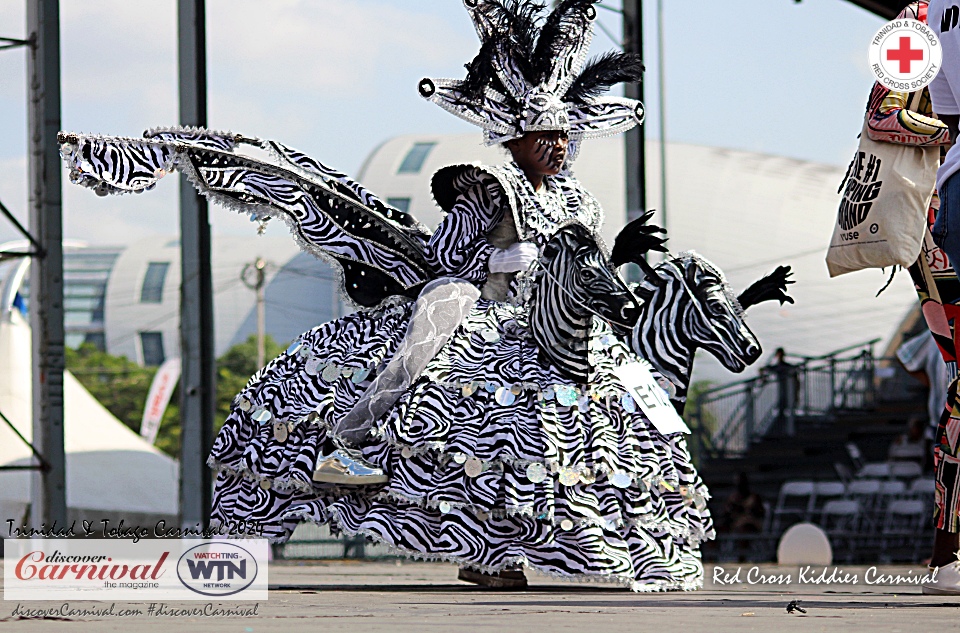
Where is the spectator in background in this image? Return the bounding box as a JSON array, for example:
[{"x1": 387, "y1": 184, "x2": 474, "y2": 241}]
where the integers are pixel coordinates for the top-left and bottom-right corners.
[
  {"x1": 722, "y1": 473, "x2": 766, "y2": 535},
  {"x1": 763, "y1": 348, "x2": 799, "y2": 436},
  {"x1": 888, "y1": 415, "x2": 933, "y2": 471},
  {"x1": 897, "y1": 330, "x2": 950, "y2": 438}
]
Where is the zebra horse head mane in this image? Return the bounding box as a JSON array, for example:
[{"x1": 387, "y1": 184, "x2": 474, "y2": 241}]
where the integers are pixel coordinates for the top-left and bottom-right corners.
[
  {"x1": 632, "y1": 251, "x2": 763, "y2": 407},
  {"x1": 530, "y1": 223, "x2": 641, "y2": 384}
]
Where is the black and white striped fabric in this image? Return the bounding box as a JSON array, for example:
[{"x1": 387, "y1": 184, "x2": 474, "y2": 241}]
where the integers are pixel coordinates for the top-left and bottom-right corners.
[
  {"x1": 57, "y1": 128, "x2": 432, "y2": 308},
  {"x1": 208, "y1": 177, "x2": 714, "y2": 592}
]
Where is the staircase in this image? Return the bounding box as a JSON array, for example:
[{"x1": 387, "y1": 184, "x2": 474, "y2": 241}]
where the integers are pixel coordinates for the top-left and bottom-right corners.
[{"x1": 687, "y1": 341, "x2": 928, "y2": 561}]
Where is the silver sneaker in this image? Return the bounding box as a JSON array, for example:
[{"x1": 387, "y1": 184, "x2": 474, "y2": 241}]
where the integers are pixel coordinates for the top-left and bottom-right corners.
[{"x1": 312, "y1": 447, "x2": 388, "y2": 485}]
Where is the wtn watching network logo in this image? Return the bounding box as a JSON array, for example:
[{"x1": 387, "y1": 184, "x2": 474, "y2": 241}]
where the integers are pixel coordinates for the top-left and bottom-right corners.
[
  {"x1": 177, "y1": 542, "x2": 260, "y2": 596},
  {"x1": 3, "y1": 539, "x2": 269, "y2": 601}
]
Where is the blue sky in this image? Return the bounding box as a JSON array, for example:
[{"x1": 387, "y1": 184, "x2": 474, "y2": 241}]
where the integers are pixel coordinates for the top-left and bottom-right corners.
[{"x1": 0, "y1": 0, "x2": 887, "y2": 243}]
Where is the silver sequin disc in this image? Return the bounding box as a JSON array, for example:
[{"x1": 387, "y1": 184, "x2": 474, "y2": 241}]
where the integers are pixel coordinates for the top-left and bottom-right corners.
[
  {"x1": 464, "y1": 457, "x2": 483, "y2": 478},
  {"x1": 600, "y1": 334, "x2": 614, "y2": 348},
  {"x1": 542, "y1": 387, "x2": 555, "y2": 401},
  {"x1": 560, "y1": 519, "x2": 574, "y2": 531},
  {"x1": 305, "y1": 358, "x2": 322, "y2": 376},
  {"x1": 494, "y1": 387, "x2": 516, "y2": 406},
  {"x1": 286, "y1": 340, "x2": 303, "y2": 356},
  {"x1": 351, "y1": 367, "x2": 371, "y2": 383},
  {"x1": 485, "y1": 381, "x2": 497, "y2": 393},
  {"x1": 577, "y1": 396, "x2": 589, "y2": 413},
  {"x1": 321, "y1": 364, "x2": 341, "y2": 382},
  {"x1": 610, "y1": 472, "x2": 632, "y2": 489},
  {"x1": 401, "y1": 446, "x2": 414, "y2": 459},
  {"x1": 526, "y1": 462, "x2": 547, "y2": 483},
  {"x1": 559, "y1": 468, "x2": 580, "y2": 486},
  {"x1": 453, "y1": 452, "x2": 468, "y2": 464},
  {"x1": 273, "y1": 420, "x2": 289, "y2": 443},
  {"x1": 259, "y1": 479, "x2": 272, "y2": 490},
  {"x1": 438, "y1": 501, "x2": 452, "y2": 514},
  {"x1": 461, "y1": 383, "x2": 476, "y2": 397},
  {"x1": 251, "y1": 408, "x2": 272, "y2": 424},
  {"x1": 510, "y1": 383, "x2": 523, "y2": 395},
  {"x1": 237, "y1": 398, "x2": 252, "y2": 412},
  {"x1": 620, "y1": 393, "x2": 637, "y2": 413},
  {"x1": 657, "y1": 377, "x2": 677, "y2": 398},
  {"x1": 556, "y1": 386, "x2": 578, "y2": 407},
  {"x1": 475, "y1": 511, "x2": 489, "y2": 521},
  {"x1": 480, "y1": 329, "x2": 501, "y2": 343}
]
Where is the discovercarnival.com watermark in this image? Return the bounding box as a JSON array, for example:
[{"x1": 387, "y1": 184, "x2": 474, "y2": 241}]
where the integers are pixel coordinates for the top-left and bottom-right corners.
[
  {"x1": 8, "y1": 602, "x2": 260, "y2": 619},
  {"x1": 711, "y1": 565, "x2": 938, "y2": 586},
  {"x1": 3, "y1": 539, "x2": 269, "y2": 601}
]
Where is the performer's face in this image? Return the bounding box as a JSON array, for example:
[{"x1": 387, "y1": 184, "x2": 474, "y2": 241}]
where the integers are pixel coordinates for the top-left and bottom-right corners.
[{"x1": 508, "y1": 130, "x2": 569, "y2": 178}]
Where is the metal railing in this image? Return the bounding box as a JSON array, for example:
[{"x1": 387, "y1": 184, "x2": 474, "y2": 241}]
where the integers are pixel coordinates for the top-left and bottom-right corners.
[{"x1": 688, "y1": 340, "x2": 887, "y2": 460}]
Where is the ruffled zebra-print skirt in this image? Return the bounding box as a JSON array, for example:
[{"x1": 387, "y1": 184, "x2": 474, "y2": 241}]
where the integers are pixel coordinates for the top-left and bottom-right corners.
[{"x1": 208, "y1": 299, "x2": 715, "y2": 591}]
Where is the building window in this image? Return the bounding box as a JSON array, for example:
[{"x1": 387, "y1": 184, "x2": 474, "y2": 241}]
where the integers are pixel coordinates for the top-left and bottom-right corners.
[
  {"x1": 140, "y1": 331, "x2": 165, "y2": 366},
  {"x1": 140, "y1": 262, "x2": 170, "y2": 304},
  {"x1": 397, "y1": 142, "x2": 436, "y2": 174},
  {"x1": 386, "y1": 197, "x2": 411, "y2": 214}
]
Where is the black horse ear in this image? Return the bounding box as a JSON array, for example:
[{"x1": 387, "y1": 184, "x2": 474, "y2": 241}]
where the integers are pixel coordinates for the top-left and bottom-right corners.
[
  {"x1": 612, "y1": 209, "x2": 667, "y2": 267},
  {"x1": 737, "y1": 265, "x2": 794, "y2": 310}
]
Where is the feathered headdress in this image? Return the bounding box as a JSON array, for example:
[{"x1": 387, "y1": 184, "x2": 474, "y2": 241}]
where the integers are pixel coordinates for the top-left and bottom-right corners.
[{"x1": 418, "y1": 0, "x2": 644, "y2": 155}]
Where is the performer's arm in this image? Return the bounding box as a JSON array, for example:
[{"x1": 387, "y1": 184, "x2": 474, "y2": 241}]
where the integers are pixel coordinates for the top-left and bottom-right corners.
[
  {"x1": 424, "y1": 181, "x2": 502, "y2": 285},
  {"x1": 865, "y1": 83, "x2": 950, "y2": 146}
]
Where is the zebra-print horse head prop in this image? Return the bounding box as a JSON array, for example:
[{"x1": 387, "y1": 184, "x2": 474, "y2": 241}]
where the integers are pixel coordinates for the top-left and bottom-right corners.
[
  {"x1": 530, "y1": 223, "x2": 641, "y2": 383},
  {"x1": 632, "y1": 254, "x2": 762, "y2": 400}
]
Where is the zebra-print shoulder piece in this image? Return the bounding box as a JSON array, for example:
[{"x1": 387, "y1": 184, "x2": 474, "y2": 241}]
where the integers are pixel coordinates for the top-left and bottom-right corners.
[
  {"x1": 57, "y1": 127, "x2": 433, "y2": 309},
  {"x1": 431, "y1": 162, "x2": 604, "y2": 244}
]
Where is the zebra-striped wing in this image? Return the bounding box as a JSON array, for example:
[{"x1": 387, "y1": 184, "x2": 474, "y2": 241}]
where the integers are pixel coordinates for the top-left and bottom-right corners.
[{"x1": 56, "y1": 127, "x2": 434, "y2": 308}]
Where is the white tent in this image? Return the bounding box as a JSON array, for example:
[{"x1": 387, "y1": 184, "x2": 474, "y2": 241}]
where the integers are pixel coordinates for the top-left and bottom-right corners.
[{"x1": 0, "y1": 285, "x2": 179, "y2": 526}]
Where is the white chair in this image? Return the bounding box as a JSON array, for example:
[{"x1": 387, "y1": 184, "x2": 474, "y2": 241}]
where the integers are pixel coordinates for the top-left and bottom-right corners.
[
  {"x1": 889, "y1": 461, "x2": 923, "y2": 479},
  {"x1": 908, "y1": 477, "x2": 936, "y2": 496},
  {"x1": 846, "y1": 478, "x2": 883, "y2": 530},
  {"x1": 880, "y1": 499, "x2": 928, "y2": 562},
  {"x1": 857, "y1": 462, "x2": 891, "y2": 478},
  {"x1": 812, "y1": 481, "x2": 846, "y2": 521},
  {"x1": 772, "y1": 480, "x2": 815, "y2": 533},
  {"x1": 820, "y1": 499, "x2": 862, "y2": 562}
]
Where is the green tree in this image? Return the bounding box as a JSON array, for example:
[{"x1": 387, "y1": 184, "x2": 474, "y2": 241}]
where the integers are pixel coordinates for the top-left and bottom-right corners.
[
  {"x1": 66, "y1": 344, "x2": 181, "y2": 455},
  {"x1": 66, "y1": 335, "x2": 286, "y2": 458}
]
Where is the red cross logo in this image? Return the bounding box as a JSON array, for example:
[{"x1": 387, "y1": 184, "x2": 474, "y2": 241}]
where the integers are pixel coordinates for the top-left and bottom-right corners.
[{"x1": 886, "y1": 36, "x2": 924, "y2": 73}]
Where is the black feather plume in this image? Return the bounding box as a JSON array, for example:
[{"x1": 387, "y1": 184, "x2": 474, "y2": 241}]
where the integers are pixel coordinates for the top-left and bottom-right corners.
[
  {"x1": 459, "y1": 37, "x2": 502, "y2": 100},
  {"x1": 489, "y1": 0, "x2": 544, "y2": 85},
  {"x1": 564, "y1": 52, "x2": 644, "y2": 104},
  {"x1": 533, "y1": 0, "x2": 597, "y2": 84}
]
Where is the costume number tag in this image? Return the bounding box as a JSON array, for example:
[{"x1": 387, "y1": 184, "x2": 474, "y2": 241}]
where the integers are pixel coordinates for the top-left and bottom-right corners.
[{"x1": 614, "y1": 361, "x2": 690, "y2": 435}]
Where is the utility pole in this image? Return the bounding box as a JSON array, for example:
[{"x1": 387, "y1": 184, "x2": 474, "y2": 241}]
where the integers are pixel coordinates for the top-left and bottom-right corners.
[
  {"x1": 178, "y1": 0, "x2": 215, "y2": 531},
  {"x1": 622, "y1": 0, "x2": 646, "y2": 278},
  {"x1": 656, "y1": 0, "x2": 667, "y2": 253},
  {"x1": 241, "y1": 258, "x2": 267, "y2": 369},
  {"x1": 27, "y1": 0, "x2": 66, "y2": 529}
]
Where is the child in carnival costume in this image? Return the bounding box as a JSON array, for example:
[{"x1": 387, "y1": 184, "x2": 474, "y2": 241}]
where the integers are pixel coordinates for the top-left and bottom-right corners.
[{"x1": 57, "y1": 0, "x2": 715, "y2": 591}]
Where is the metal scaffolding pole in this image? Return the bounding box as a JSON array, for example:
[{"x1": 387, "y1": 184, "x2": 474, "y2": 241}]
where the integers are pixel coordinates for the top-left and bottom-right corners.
[
  {"x1": 27, "y1": 0, "x2": 66, "y2": 529},
  {"x1": 178, "y1": 0, "x2": 215, "y2": 530},
  {"x1": 623, "y1": 0, "x2": 646, "y2": 279}
]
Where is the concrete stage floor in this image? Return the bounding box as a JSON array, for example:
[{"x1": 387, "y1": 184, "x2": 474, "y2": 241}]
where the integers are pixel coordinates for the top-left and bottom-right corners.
[{"x1": 1, "y1": 560, "x2": 957, "y2": 632}]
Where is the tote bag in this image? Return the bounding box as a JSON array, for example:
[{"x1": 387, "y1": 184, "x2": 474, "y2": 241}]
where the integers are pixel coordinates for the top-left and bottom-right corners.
[{"x1": 826, "y1": 118, "x2": 939, "y2": 277}]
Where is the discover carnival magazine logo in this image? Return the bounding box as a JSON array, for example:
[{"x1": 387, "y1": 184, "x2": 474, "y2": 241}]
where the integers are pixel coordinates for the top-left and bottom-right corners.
[{"x1": 3, "y1": 539, "x2": 268, "y2": 601}]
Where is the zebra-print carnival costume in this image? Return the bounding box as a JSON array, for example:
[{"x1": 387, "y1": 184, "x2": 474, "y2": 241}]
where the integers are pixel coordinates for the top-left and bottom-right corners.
[{"x1": 206, "y1": 160, "x2": 712, "y2": 591}]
